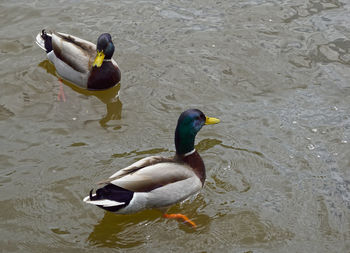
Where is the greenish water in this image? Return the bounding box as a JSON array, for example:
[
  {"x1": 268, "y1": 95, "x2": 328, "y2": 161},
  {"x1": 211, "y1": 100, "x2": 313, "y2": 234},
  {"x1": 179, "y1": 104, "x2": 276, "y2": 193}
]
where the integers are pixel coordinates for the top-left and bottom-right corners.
[{"x1": 0, "y1": 0, "x2": 349, "y2": 252}]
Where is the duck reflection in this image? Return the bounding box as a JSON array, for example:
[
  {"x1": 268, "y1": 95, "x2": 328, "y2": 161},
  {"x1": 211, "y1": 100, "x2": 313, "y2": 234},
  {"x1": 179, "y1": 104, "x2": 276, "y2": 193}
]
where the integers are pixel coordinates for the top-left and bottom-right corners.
[
  {"x1": 38, "y1": 60, "x2": 122, "y2": 127},
  {"x1": 195, "y1": 138, "x2": 222, "y2": 152},
  {"x1": 87, "y1": 204, "x2": 209, "y2": 248},
  {"x1": 87, "y1": 210, "x2": 160, "y2": 248}
]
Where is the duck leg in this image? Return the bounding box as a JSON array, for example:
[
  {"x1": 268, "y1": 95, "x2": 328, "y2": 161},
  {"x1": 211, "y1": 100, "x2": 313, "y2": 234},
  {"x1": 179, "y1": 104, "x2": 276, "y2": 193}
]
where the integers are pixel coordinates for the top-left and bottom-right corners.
[
  {"x1": 57, "y1": 78, "x2": 66, "y2": 102},
  {"x1": 163, "y1": 213, "x2": 197, "y2": 228}
]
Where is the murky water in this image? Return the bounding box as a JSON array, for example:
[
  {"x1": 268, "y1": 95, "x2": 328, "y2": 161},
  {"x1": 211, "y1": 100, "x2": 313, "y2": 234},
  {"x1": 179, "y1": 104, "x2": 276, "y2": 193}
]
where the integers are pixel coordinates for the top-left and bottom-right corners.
[{"x1": 1, "y1": 0, "x2": 349, "y2": 252}]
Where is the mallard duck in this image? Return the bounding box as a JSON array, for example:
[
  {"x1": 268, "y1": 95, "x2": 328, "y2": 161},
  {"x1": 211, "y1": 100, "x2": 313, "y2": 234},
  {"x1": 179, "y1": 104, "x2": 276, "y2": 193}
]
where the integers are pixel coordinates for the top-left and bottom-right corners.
[
  {"x1": 83, "y1": 109, "x2": 220, "y2": 227},
  {"x1": 35, "y1": 30, "x2": 121, "y2": 90}
]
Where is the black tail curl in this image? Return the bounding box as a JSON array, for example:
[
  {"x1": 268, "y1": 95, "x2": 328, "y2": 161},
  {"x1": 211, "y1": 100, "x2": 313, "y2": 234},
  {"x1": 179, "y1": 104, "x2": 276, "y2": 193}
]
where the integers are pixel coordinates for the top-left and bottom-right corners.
[
  {"x1": 89, "y1": 189, "x2": 95, "y2": 200},
  {"x1": 88, "y1": 184, "x2": 134, "y2": 212},
  {"x1": 41, "y1": 29, "x2": 53, "y2": 53}
]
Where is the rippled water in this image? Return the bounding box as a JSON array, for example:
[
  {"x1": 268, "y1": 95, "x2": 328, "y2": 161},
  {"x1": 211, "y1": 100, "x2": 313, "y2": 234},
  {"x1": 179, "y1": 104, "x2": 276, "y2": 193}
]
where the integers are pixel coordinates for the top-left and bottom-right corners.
[{"x1": 1, "y1": 0, "x2": 349, "y2": 252}]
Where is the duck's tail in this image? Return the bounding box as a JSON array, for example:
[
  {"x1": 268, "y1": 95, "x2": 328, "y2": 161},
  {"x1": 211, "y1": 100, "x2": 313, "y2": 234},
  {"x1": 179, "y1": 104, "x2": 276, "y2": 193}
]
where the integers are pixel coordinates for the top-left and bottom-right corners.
[
  {"x1": 83, "y1": 184, "x2": 134, "y2": 212},
  {"x1": 35, "y1": 29, "x2": 53, "y2": 53}
]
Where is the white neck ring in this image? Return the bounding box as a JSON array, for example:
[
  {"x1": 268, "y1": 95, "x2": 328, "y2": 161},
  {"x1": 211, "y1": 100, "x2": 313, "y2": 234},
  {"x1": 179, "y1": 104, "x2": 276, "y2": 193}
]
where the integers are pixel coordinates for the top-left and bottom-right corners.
[{"x1": 184, "y1": 149, "x2": 196, "y2": 157}]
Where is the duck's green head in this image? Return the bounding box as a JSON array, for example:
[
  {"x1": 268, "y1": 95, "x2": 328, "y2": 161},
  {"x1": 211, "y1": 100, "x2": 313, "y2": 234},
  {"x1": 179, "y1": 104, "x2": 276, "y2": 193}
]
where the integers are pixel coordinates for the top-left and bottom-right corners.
[
  {"x1": 175, "y1": 109, "x2": 220, "y2": 155},
  {"x1": 93, "y1": 33, "x2": 115, "y2": 67}
]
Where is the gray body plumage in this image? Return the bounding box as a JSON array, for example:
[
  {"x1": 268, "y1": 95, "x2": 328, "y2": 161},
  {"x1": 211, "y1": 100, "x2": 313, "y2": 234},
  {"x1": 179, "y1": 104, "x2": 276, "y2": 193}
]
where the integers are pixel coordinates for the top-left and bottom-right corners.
[{"x1": 83, "y1": 156, "x2": 202, "y2": 213}]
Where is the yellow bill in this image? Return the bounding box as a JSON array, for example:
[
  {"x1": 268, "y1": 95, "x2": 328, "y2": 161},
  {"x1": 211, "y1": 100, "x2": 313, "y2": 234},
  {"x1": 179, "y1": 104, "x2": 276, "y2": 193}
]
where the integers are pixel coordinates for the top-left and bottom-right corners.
[
  {"x1": 93, "y1": 51, "x2": 105, "y2": 67},
  {"x1": 205, "y1": 116, "x2": 220, "y2": 125}
]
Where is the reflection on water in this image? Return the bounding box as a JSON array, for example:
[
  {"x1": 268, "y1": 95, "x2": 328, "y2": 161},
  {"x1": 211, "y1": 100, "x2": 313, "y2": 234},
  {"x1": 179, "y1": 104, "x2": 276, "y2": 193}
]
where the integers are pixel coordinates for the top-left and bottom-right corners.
[
  {"x1": 315, "y1": 38, "x2": 350, "y2": 65},
  {"x1": 87, "y1": 198, "x2": 212, "y2": 248},
  {"x1": 87, "y1": 211, "x2": 159, "y2": 248},
  {"x1": 210, "y1": 211, "x2": 294, "y2": 246},
  {"x1": 0, "y1": 104, "x2": 14, "y2": 120},
  {"x1": 195, "y1": 138, "x2": 222, "y2": 153},
  {"x1": 112, "y1": 148, "x2": 169, "y2": 159},
  {"x1": 283, "y1": 0, "x2": 344, "y2": 23},
  {"x1": 38, "y1": 60, "x2": 122, "y2": 128}
]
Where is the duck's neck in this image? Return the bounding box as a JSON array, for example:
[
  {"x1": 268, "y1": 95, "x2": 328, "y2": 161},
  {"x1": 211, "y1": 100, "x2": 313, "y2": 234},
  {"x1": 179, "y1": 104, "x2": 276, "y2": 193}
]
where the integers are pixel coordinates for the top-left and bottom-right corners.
[
  {"x1": 175, "y1": 128, "x2": 196, "y2": 155},
  {"x1": 175, "y1": 127, "x2": 206, "y2": 184}
]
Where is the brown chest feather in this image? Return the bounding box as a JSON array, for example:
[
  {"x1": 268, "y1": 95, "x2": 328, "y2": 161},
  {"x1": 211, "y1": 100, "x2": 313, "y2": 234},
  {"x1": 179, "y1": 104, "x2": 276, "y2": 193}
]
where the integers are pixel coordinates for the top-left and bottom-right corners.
[
  {"x1": 181, "y1": 151, "x2": 206, "y2": 185},
  {"x1": 87, "y1": 62, "x2": 121, "y2": 90}
]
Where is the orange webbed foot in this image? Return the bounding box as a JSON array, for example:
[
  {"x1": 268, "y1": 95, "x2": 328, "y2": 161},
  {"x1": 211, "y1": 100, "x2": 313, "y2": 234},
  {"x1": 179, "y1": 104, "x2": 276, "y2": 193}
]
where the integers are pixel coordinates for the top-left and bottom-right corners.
[{"x1": 163, "y1": 213, "x2": 197, "y2": 228}]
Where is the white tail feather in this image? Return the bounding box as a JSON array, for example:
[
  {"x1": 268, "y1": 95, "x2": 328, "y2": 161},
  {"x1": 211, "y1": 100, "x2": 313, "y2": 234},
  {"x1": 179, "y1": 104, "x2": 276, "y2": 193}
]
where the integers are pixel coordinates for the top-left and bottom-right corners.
[
  {"x1": 83, "y1": 195, "x2": 125, "y2": 207},
  {"x1": 35, "y1": 33, "x2": 47, "y2": 51}
]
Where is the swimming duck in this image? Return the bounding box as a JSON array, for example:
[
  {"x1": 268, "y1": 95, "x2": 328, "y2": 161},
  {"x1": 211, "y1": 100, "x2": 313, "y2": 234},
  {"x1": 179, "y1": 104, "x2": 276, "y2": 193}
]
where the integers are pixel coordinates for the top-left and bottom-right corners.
[
  {"x1": 83, "y1": 109, "x2": 220, "y2": 227},
  {"x1": 35, "y1": 30, "x2": 121, "y2": 90}
]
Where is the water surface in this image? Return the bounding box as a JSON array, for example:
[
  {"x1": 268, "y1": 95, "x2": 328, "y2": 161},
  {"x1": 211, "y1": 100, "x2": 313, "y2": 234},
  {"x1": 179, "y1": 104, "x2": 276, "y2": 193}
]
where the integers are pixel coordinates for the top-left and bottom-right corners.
[{"x1": 0, "y1": 0, "x2": 349, "y2": 252}]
